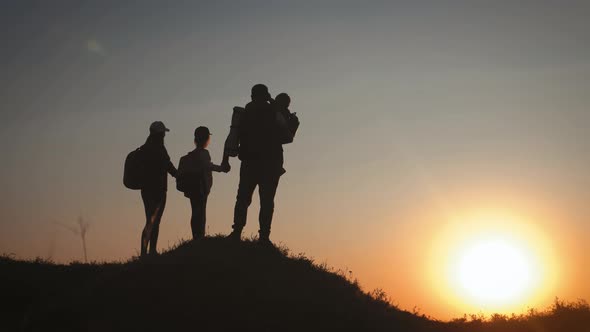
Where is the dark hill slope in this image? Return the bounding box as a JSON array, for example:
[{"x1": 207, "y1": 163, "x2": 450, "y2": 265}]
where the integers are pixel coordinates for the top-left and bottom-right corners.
[
  {"x1": 1, "y1": 238, "x2": 435, "y2": 332},
  {"x1": 2, "y1": 237, "x2": 589, "y2": 332}
]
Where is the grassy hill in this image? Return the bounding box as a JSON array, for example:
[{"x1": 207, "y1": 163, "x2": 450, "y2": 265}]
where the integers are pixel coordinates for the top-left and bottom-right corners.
[{"x1": 1, "y1": 237, "x2": 589, "y2": 332}]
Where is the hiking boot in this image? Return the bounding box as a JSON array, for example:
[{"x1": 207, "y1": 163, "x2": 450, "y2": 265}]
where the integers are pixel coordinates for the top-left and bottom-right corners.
[
  {"x1": 192, "y1": 233, "x2": 205, "y2": 241},
  {"x1": 226, "y1": 230, "x2": 242, "y2": 242},
  {"x1": 257, "y1": 235, "x2": 273, "y2": 247}
]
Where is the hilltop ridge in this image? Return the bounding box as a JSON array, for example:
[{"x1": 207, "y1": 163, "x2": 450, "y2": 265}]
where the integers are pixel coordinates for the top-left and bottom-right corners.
[
  {"x1": 1, "y1": 237, "x2": 589, "y2": 332},
  {"x1": 1, "y1": 237, "x2": 433, "y2": 331}
]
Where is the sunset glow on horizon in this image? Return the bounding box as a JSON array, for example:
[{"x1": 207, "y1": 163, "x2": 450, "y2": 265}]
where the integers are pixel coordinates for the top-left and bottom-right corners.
[
  {"x1": 1, "y1": 1, "x2": 589, "y2": 321},
  {"x1": 428, "y1": 211, "x2": 561, "y2": 315}
]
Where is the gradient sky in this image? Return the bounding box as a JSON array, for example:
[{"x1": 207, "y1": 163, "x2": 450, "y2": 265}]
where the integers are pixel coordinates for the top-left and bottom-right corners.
[{"x1": 1, "y1": 0, "x2": 589, "y2": 319}]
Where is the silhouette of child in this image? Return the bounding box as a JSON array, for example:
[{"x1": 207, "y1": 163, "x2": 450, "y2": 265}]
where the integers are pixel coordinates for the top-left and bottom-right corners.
[
  {"x1": 272, "y1": 93, "x2": 299, "y2": 176},
  {"x1": 273, "y1": 93, "x2": 299, "y2": 145},
  {"x1": 177, "y1": 126, "x2": 229, "y2": 239}
]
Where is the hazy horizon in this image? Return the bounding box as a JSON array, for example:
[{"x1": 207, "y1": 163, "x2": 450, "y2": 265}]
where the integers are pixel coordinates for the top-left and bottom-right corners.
[{"x1": 1, "y1": 1, "x2": 589, "y2": 319}]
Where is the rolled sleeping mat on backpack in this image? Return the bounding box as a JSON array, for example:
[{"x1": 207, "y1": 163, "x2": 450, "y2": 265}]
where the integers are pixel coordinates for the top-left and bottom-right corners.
[{"x1": 224, "y1": 106, "x2": 245, "y2": 157}]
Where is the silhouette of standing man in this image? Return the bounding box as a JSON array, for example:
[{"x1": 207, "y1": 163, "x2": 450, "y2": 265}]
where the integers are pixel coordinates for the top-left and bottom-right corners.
[{"x1": 227, "y1": 84, "x2": 285, "y2": 244}]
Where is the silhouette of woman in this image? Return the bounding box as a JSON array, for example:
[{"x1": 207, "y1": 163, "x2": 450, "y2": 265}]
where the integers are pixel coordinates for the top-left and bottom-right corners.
[{"x1": 140, "y1": 121, "x2": 177, "y2": 256}]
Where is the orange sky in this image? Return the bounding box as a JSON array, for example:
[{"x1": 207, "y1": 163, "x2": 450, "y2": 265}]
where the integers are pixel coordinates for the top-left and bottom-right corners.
[{"x1": 1, "y1": 1, "x2": 589, "y2": 319}]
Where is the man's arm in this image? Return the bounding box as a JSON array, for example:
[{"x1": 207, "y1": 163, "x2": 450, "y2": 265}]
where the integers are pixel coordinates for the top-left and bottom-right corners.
[
  {"x1": 203, "y1": 150, "x2": 229, "y2": 173},
  {"x1": 210, "y1": 163, "x2": 228, "y2": 173}
]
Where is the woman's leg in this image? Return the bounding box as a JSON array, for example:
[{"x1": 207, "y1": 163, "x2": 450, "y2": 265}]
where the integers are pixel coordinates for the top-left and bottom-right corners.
[
  {"x1": 149, "y1": 193, "x2": 166, "y2": 255},
  {"x1": 141, "y1": 191, "x2": 155, "y2": 257}
]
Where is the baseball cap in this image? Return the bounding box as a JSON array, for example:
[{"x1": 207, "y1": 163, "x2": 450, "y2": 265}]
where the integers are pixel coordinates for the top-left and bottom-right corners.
[
  {"x1": 149, "y1": 121, "x2": 170, "y2": 133},
  {"x1": 194, "y1": 126, "x2": 212, "y2": 144}
]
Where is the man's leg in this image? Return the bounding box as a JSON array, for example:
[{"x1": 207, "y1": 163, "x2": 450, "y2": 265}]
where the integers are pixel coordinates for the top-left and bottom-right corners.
[
  {"x1": 258, "y1": 174, "x2": 280, "y2": 241},
  {"x1": 231, "y1": 163, "x2": 258, "y2": 238},
  {"x1": 149, "y1": 193, "x2": 166, "y2": 255}
]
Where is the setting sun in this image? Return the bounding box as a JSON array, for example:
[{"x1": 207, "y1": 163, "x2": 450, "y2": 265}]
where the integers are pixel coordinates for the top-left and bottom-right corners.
[
  {"x1": 429, "y1": 211, "x2": 559, "y2": 315},
  {"x1": 451, "y1": 236, "x2": 539, "y2": 306}
]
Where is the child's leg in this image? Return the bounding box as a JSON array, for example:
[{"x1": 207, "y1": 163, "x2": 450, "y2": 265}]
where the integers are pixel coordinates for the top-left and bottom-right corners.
[
  {"x1": 200, "y1": 195, "x2": 208, "y2": 237},
  {"x1": 190, "y1": 195, "x2": 207, "y2": 239}
]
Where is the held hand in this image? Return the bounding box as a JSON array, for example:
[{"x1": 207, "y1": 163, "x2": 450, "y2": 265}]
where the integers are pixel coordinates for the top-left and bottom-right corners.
[{"x1": 221, "y1": 161, "x2": 231, "y2": 173}]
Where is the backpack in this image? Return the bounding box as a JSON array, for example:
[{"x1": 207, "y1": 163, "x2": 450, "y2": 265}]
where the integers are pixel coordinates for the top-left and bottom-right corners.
[
  {"x1": 176, "y1": 154, "x2": 206, "y2": 197},
  {"x1": 123, "y1": 147, "x2": 147, "y2": 190}
]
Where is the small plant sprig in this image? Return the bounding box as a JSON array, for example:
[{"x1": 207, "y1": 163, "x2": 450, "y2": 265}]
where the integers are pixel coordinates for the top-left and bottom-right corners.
[{"x1": 57, "y1": 216, "x2": 90, "y2": 263}]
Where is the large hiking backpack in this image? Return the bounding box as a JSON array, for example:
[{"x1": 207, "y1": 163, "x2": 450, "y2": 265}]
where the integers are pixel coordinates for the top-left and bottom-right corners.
[
  {"x1": 123, "y1": 147, "x2": 147, "y2": 190},
  {"x1": 223, "y1": 106, "x2": 245, "y2": 157}
]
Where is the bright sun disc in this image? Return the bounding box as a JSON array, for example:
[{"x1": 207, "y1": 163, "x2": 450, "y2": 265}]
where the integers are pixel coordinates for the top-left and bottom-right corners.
[
  {"x1": 430, "y1": 213, "x2": 558, "y2": 315},
  {"x1": 451, "y1": 236, "x2": 541, "y2": 307}
]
